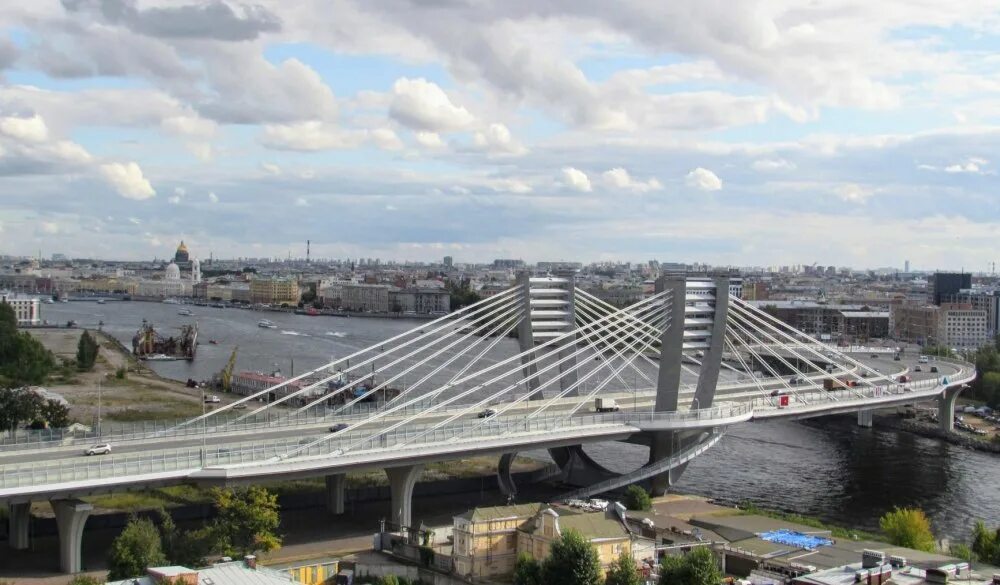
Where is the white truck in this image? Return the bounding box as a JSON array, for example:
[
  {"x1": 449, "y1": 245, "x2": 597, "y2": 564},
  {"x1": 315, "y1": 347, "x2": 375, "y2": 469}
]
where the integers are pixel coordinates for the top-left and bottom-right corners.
[{"x1": 595, "y1": 398, "x2": 620, "y2": 413}]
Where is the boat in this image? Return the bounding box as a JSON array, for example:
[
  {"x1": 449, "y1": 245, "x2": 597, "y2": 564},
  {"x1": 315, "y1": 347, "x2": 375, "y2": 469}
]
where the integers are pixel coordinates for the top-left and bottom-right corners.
[
  {"x1": 142, "y1": 353, "x2": 178, "y2": 361},
  {"x1": 209, "y1": 339, "x2": 219, "y2": 345},
  {"x1": 96, "y1": 299, "x2": 106, "y2": 305},
  {"x1": 60, "y1": 299, "x2": 69, "y2": 303},
  {"x1": 162, "y1": 298, "x2": 181, "y2": 305},
  {"x1": 178, "y1": 309, "x2": 194, "y2": 316},
  {"x1": 43, "y1": 299, "x2": 54, "y2": 304},
  {"x1": 258, "y1": 319, "x2": 277, "y2": 329},
  {"x1": 306, "y1": 307, "x2": 320, "y2": 316}
]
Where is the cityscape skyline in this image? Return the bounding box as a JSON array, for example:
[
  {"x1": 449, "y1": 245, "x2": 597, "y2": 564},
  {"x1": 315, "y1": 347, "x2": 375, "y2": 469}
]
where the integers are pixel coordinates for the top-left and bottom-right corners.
[{"x1": 2, "y1": 4, "x2": 1000, "y2": 268}]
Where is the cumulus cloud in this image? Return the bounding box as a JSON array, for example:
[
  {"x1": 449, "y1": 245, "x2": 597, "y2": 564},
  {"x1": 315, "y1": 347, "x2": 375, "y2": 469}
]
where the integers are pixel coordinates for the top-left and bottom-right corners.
[
  {"x1": 752, "y1": 158, "x2": 797, "y2": 172},
  {"x1": 208, "y1": 191, "x2": 219, "y2": 203},
  {"x1": 389, "y1": 77, "x2": 476, "y2": 132},
  {"x1": 294, "y1": 196, "x2": 309, "y2": 207},
  {"x1": 945, "y1": 157, "x2": 989, "y2": 174},
  {"x1": 473, "y1": 123, "x2": 527, "y2": 156},
  {"x1": 490, "y1": 178, "x2": 533, "y2": 194},
  {"x1": 369, "y1": 127, "x2": 404, "y2": 151},
  {"x1": 260, "y1": 162, "x2": 282, "y2": 175},
  {"x1": 835, "y1": 183, "x2": 875, "y2": 203},
  {"x1": 601, "y1": 168, "x2": 662, "y2": 193},
  {"x1": 99, "y1": 161, "x2": 155, "y2": 200},
  {"x1": 40, "y1": 221, "x2": 60, "y2": 234},
  {"x1": 167, "y1": 187, "x2": 185, "y2": 204},
  {"x1": 685, "y1": 167, "x2": 723, "y2": 191},
  {"x1": 414, "y1": 131, "x2": 445, "y2": 149},
  {"x1": 260, "y1": 121, "x2": 364, "y2": 151},
  {"x1": 0, "y1": 115, "x2": 49, "y2": 143},
  {"x1": 561, "y1": 167, "x2": 592, "y2": 192}
]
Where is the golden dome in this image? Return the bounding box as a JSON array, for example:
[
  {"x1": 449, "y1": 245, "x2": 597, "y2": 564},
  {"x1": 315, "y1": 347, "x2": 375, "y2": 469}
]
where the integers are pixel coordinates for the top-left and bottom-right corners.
[{"x1": 176, "y1": 240, "x2": 188, "y2": 253}]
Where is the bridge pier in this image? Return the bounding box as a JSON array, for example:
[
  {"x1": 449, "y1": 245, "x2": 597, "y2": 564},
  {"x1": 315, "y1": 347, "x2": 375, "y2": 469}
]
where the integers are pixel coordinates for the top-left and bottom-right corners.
[
  {"x1": 938, "y1": 386, "x2": 964, "y2": 432},
  {"x1": 386, "y1": 464, "x2": 423, "y2": 529},
  {"x1": 325, "y1": 474, "x2": 347, "y2": 515},
  {"x1": 498, "y1": 453, "x2": 517, "y2": 497},
  {"x1": 857, "y1": 409, "x2": 873, "y2": 428},
  {"x1": 8, "y1": 502, "x2": 31, "y2": 550},
  {"x1": 51, "y1": 499, "x2": 92, "y2": 574}
]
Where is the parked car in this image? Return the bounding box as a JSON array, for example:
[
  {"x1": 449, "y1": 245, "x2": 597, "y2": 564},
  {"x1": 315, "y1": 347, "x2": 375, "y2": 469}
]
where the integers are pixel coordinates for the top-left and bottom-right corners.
[
  {"x1": 85, "y1": 444, "x2": 111, "y2": 456},
  {"x1": 329, "y1": 423, "x2": 349, "y2": 433},
  {"x1": 478, "y1": 408, "x2": 498, "y2": 419},
  {"x1": 930, "y1": 366, "x2": 939, "y2": 373}
]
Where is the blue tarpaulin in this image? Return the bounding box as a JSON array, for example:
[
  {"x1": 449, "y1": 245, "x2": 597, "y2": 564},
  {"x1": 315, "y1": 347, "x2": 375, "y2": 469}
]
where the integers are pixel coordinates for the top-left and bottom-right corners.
[{"x1": 759, "y1": 529, "x2": 833, "y2": 550}]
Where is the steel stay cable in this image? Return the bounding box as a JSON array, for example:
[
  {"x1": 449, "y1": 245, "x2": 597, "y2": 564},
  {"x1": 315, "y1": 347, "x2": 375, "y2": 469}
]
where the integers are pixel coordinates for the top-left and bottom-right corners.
[{"x1": 573, "y1": 300, "x2": 659, "y2": 387}]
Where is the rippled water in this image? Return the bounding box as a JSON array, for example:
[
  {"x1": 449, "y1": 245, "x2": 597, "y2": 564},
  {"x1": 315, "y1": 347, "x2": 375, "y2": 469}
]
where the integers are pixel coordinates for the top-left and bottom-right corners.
[{"x1": 41, "y1": 301, "x2": 1000, "y2": 540}]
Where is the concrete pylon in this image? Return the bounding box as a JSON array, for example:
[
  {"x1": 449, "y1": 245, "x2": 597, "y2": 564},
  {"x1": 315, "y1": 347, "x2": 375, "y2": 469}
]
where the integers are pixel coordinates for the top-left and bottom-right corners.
[
  {"x1": 515, "y1": 272, "x2": 542, "y2": 399},
  {"x1": 51, "y1": 499, "x2": 92, "y2": 574},
  {"x1": 692, "y1": 276, "x2": 730, "y2": 409},
  {"x1": 386, "y1": 464, "x2": 423, "y2": 529},
  {"x1": 653, "y1": 276, "x2": 688, "y2": 412},
  {"x1": 324, "y1": 474, "x2": 347, "y2": 515},
  {"x1": 8, "y1": 501, "x2": 31, "y2": 550},
  {"x1": 937, "y1": 385, "x2": 964, "y2": 432},
  {"x1": 857, "y1": 409, "x2": 874, "y2": 428},
  {"x1": 497, "y1": 453, "x2": 517, "y2": 497}
]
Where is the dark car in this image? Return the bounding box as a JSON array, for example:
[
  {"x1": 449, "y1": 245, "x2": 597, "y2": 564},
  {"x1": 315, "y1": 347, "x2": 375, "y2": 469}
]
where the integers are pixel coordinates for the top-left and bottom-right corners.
[
  {"x1": 930, "y1": 366, "x2": 939, "y2": 373},
  {"x1": 329, "y1": 423, "x2": 349, "y2": 433},
  {"x1": 478, "y1": 408, "x2": 498, "y2": 418}
]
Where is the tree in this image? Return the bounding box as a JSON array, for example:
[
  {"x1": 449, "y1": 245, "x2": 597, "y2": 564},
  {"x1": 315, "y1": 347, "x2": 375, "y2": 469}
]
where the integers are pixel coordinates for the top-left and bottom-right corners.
[
  {"x1": 606, "y1": 551, "x2": 642, "y2": 585},
  {"x1": 76, "y1": 331, "x2": 99, "y2": 371},
  {"x1": 156, "y1": 507, "x2": 218, "y2": 567},
  {"x1": 0, "y1": 388, "x2": 46, "y2": 434},
  {"x1": 108, "y1": 515, "x2": 168, "y2": 580},
  {"x1": 659, "y1": 547, "x2": 722, "y2": 585},
  {"x1": 513, "y1": 552, "x2": 542, "y2": 585},
  {"x1": 540, "y1": 529, "x2": 602, "y2": 585},
  {"x1": 624, "y1": 485, "x2": 652, "y2": 511},
  {"x1": 67, "y1": 576, "x2": 102, "y2": 585},
  {"x1": 212, "y1": 486, "x2": 282, "y2": 557},
  {"x1": 879, "y1": 507, "x2": 936, "y2": 552},
  {"x1": 981, "y1": 372, "x2": 1000, "y2": 409},
  {"x1": 42, "y1": 399, "x2": 71, "y2": 428},
  {"x1": 971, "y1": 521, "x2": 1000, "y2": 565}
]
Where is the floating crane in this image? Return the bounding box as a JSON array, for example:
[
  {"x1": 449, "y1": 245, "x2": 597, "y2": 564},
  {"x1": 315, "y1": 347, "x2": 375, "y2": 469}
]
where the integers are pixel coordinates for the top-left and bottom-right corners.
[{"x1": 220, "y1": 346, "x2": 238, "y2": 391}]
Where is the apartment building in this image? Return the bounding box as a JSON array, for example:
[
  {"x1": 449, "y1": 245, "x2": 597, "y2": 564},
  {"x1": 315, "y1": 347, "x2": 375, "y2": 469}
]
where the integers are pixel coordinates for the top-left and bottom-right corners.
[
  {"x1": 0, "y1": 293, "x2": 41, "y2": 325},
  {"x1": 250, "y1": 277, "x2": 300, "y2": 305}
]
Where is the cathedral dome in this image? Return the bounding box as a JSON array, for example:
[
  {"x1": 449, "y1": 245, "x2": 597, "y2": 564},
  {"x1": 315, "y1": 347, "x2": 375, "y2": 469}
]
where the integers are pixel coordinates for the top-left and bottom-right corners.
[
  {"x1": 175, "y1": 240, "x2": 190, "y2": 263},
  {"x1": 165, "y1": 262, "x2": 181, "y2": 280}
]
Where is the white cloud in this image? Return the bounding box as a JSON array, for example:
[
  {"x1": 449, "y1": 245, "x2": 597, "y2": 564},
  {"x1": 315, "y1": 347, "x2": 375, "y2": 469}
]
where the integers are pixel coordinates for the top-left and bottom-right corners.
[
  {"x1": 370, "y1": 127, "x2": 404, "y2": 151},
  {"x1": 490, "y1": 178, "x2": 533, "y2": 194},
  {"x1": 0, "y1": 115, "x2": 49, "y2": 143},
  {"x1": 261, "y1": 121, "x2": 364, "y2": 151},
  {"x1": 601, "y1": 168, "x2": 663, "y2": 193},
  {"x1": 40, "y1": 221, "x2": 59, "y2": 234},
  {"x1": 473, "y1": 123, "x2": 527, "y2": 156},
  {"x1": 294, "y1": 197, "x2": 309, "y2": 207},
  {"x1": 389, "y1": 77, "x2": 476, "y2": 132},
  {"x1": 685, "y1": 167, "x2": 723, "y2": 191},
  {"x1": 751, "y1": 158, "x2": 797, "y2": 172},
  {"x1": 260, "y1": 162, "x2": 282, "y2": 175},
  {"x1": 415, "y1": 131, "x2": 445, "y2": 149},
  {"x1": 835, "y1": 183, "x2": 875, "y2": 203},
  {"x1": 208, "y1": 191, "x2": 219, "y2": 204},
  {"x1": 99, "y1": 162, "x2": 156, "y2": 200},
  {"x1": 128, "y1": 217, "x2": 141, "y2": 225},
  {"x1": 561, "y1": 167, "x2": 592, "y2": 192},
  {"x1": 168, "y1": 187, "x2": 185, "y2": 204},
  {"x1": 161, "y1": 115, "x2": 217, "y2": 139},
  {"x1": 945, "y1": 157, "x2": 989, "y2": 174}
]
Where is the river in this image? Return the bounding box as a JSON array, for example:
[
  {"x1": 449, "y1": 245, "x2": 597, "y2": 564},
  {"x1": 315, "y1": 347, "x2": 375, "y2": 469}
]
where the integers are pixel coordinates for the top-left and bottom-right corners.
[{"x1": 39, "y1": 300, "x2": 1000, "y2": 540}]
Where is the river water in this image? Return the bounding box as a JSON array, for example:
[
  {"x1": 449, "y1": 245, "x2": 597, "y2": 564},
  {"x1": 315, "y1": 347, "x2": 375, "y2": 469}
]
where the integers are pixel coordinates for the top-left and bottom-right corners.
[{"x1": 39, "y1": 301, "x2": 1000, "y2": 540}]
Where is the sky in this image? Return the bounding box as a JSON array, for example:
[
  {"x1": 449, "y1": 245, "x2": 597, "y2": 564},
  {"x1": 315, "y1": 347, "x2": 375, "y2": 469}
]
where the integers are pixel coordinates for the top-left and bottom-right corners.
[{"x1": 1, "y1": 1, "x2": 999, "y2": 270}]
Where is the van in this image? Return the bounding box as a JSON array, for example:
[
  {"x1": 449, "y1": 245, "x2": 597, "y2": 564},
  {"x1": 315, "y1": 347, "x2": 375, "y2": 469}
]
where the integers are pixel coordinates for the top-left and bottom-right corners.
[{"x1": 919, "y1": 355, "x2": 929, "y2": 364}]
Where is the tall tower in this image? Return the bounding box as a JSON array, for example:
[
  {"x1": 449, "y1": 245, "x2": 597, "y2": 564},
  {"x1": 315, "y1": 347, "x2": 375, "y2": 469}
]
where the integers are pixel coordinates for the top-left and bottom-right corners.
[
  {"x1": 192, "y1": 258, "x2": 202, "y2": 283},
  {"x1": 307, "y1": 240, "x2": 311, "y2": 263}
]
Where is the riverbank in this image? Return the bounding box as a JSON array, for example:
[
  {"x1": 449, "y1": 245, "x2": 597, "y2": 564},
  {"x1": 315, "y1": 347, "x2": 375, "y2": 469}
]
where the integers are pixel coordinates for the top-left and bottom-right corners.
[{"x1": 873, "y1": 412, "x2": 1000, "y2": 454}]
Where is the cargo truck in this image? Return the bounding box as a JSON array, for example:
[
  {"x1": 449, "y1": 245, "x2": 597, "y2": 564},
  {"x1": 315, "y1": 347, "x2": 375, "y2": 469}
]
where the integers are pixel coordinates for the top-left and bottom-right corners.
[{"x1": 595, "y1": 398, "x2": 620, "y2": 412}]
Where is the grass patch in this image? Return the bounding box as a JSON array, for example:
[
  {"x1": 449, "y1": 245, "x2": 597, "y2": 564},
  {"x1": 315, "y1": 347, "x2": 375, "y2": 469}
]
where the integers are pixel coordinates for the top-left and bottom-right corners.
[
  {"x1": 739, "y1": 501, "x2": 884, "y2": 542},
  {"x1": 107, "y1": 404, "x2": 203, "y2": 421},
  {"x1": 86, "y1": 485, "x2": 213, "y2": 511}
]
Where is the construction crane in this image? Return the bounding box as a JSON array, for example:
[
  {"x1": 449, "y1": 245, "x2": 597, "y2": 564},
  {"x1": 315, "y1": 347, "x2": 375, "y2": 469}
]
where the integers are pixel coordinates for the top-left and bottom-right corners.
[{"x1": 220, "y1": 346, "x2": 238, "y2": 391}]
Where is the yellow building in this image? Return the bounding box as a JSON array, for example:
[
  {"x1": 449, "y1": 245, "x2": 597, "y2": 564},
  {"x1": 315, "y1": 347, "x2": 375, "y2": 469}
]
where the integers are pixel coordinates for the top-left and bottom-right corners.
[
  {"x1": 518, "y1": 507, "x2": 632, "y2": 573},
  {"x1": 452, "y1": 503, "x2": 633, "y2": 579},
  {"x1": 250, "y1": 277, "x2": 300, "y2": 305},
  {"x1": 453, "y1": 503, "x2": 543, "y2": 578}
]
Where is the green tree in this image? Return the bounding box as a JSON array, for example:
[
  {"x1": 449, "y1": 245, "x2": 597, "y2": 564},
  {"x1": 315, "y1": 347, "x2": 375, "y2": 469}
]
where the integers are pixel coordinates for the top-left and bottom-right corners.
[
  {"x1": 377, "y1": 576, "x2": 401, "y2": 585},
  {"x1": 981, "y1": 372, "x2": 1000, "y2": 409},
  {"x1": 157, "y1": 507, "x2": 217, "y2": 567},
  {"x1": 67, "y1": 576, "x2": 102, "y2": 585},
  {"x1": 879, "y1": 507, "x2": 936, "y2": 552},
  {"x1": 0, "y1": 388, "x2": 46, "y2": 434},
  {"x1": 76, "y1": 331, "x2": 99, "y2": 371},
  {"x1": 540, "y1": 529, "x2": 602, "y2": 585},
  {"x1": 212, "y1": 486, "x2": 282, "y2": 557},
  {"x1": 659, "y1": 547, "x2": 722, "y2": 585},
  {"x1": 513, "y1": 552, "x2": 542, "y2": 585},
  {"x1": 42, "y1": 399, "x2": 72, "y2": 428},
  {"x1": 108, "y1": 515, "x2": 168, "y2": 580},
  {"x1": 624, "y1": 485, "x2": 652, "y2": 511},
  {"x1": 606, "y1": 551, "x2": 642, "y2": 585},
  {"x1": 971, "y1": 521, "x2": 1000, "y2": 565}
]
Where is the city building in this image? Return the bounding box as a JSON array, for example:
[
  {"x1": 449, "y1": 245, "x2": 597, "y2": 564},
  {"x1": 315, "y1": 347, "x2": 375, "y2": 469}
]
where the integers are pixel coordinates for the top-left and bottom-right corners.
[
  {"x1": 390, "y1": 288, "x2": 451, "y2": 314},
  {"x1": 105, "y1": 558, "x2": 296, "y2": 585},
  {"x1": 444, "y1": 255, "x2": 454, "y2": 268},
  {"x1": 753, "y1": 301, "x2": 889, "y2": 342},
  {"x1": 928, "y1": 272, "x2": 971, "y2": 305},
  {"x1": 0, "y1": 292, "x2": 41, "y2": 325},
  {"x1": 943, "y1": 289, "x2": 1000, "y2": 337},
  {"x1": 341, "y1": 283, "x2": 390, "y2": 312},
  {"x1": 250, "y1": 277, "x2": 301, "y2": 305},
  {"x1": 174, "y1": 240, "x2": 190, "y2": 264},
  {"x1": 890, "y1": 302, "x2": 989, "y2": 348}
]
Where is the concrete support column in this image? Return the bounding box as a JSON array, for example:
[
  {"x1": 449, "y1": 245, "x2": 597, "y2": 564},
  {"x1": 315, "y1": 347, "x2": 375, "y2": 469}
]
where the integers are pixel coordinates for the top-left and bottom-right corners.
[
  {"x1": 324, "y1": 474, "x2": 347, "y2": 515},
  {"x1": 515, "y1": 272, "x2": 541, "y2": 400},
  {"x1": 497, "y1": 453, "x2": 517, "y2": 497},
  {"x1": 692, "y1": 277, "x2": 729, "y2": 410},
  {"x1": 8, "y1": 502, "x2": 31, "y2": 550},
  {"x1": 938, "y1": 387, "x2": 963, "y2": 432},
  {"x1": 857, "y1": 409, "x2": 873, "y2": 428},
  {"x1": 554, "y1": 269, "x2": 579, "y2": 398},
  {"x1": 386, "y1": 464, "x2": 423, "y2": 529},
  {"x1": 51, "y1": 499, "x2": 93, "y2": 574}
]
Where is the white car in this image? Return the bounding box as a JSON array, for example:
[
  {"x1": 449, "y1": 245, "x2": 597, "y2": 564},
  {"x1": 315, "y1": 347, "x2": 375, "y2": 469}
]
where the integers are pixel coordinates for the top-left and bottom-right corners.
[
  {"x1": 204, "y1": 395, "x2": 221, "y2": 403},
  {"x1": 85, "y1": 444, "x2": 111, "y2": 456}
]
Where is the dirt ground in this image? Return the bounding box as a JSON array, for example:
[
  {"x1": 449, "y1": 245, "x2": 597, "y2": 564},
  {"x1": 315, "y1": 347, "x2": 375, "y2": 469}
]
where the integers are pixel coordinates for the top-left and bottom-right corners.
[{"x1": 28, "y1": 328, "x2": 227, "y2": 423}]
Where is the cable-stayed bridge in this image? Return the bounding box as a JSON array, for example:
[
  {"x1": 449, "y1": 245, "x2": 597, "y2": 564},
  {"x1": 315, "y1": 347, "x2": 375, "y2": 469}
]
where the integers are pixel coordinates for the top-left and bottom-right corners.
[{"x1": 0, "y1": 273, "x2": 976, "y2": 573}]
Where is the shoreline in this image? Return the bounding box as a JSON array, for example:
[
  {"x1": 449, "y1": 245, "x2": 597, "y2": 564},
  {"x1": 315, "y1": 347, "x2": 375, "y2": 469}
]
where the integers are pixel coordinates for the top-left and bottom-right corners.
[{"x1": 872, "y1": 412, "x2": 1000, "y2": 454}]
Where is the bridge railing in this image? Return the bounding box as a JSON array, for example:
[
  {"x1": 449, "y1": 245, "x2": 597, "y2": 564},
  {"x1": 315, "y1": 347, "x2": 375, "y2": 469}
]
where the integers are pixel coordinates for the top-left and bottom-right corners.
[{"x1": 0, "y1": 402, "x2": 756, "y2": 489}]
